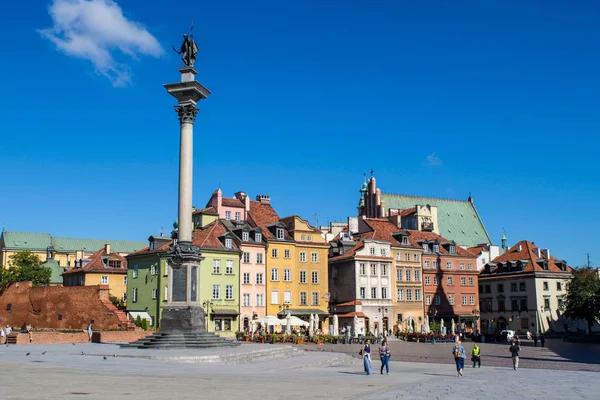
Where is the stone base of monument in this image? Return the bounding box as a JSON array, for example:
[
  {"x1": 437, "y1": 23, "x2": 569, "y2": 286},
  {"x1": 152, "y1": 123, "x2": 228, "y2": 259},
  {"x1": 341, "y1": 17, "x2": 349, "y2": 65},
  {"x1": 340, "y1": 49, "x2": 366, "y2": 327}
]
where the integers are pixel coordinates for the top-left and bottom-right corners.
[{"x1": 160, "y1": 306, "x2": 205, "y2": 335}]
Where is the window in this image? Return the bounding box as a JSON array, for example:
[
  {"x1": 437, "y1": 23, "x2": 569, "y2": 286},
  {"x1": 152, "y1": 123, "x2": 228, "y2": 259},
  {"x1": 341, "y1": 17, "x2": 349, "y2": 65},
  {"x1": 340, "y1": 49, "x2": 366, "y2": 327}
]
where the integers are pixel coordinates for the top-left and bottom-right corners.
[
  {"x1": 468, "y1": 277, "x2": 474, "y2": 286},
  {"x1": 312, "y1": 292, "x2": 319, "y2": 305},
  {"x1": 256, "y1": 273, "x2": 263, "y2": 285},
  {"x1": 467, "y1": 263, "x2": 473, "y2": 270},
  {"x1": 242, "y1": 231, "x2": 249, "y2": 241},
  {"x1": 276, "y1": 228, "x2": 284, "y2": 240},
  {"x1": 308, "y1": 235, "x2": 312, "y2": 241},
  {"x1": 243, "y1": 293, "x2": 251, "y2": 306},
  {"x1": 132, "y1": 288, "x2": 138, "y2": 303},
  {"x1": 360, "y1": 263, "x2": 366, "y2": 275},
  {"x1": 426, "y1": 295, "x2": 431, "y2": 305},
  {"x1": 311, "y1": 271, "x2": 319, "y2": 284},
  {"x1": 122, "y1": 292, "x2": 127, "y2": 302},
  {"x1": 407, "y1": 289, "x2": 413, "y2": 301},
  {"x1": 256, "y1": 253, "x2": 263, "y2": 264},
  {"x1": 243, "y1": 273, "x2": 250, "y2": 284},
  {"x1": 256, "y1": 293, "x2": 264, "y2": 306},
  {"x1": 235, "y1": 212, "x2": 241, "y2": 221},
  {"x1": 301, "y1": 234, "x2": 306, "y2": 241},
  {"x1": 433, "y1": 261, "x2": 439, "y2": 269},
  {"x1": 311, "y1": 252, "x2": 318, "y2": 263},
  {"x1": 226, "y1": 260, "x2": 234, "y2": 274},
  {"x1": 498, "y1": 299, "x2": 505, "y2": 311},
  {"x1": 461, "y1": 277, "x2": 466, "y2": 286},
  {"x1": 511, "y1": 299, "x2": 519, "y2": 311},
  {"x1": 213, "y1": 259, "x2": 221, "y2": 274},
  {"x1": 433, "y1": 276, "x2": 439, "y2": 285},
  {"x1": 485, "y1": 285, "x2": 491, "y2": 293},
  {"x1": 370, "y1": 247, "x2": 376, "y2": 255},
  {"x1": 557, "y1": 282, "x2": 562, "y2": 291},
  {"x1": 435, "y1": 295, "x2": 440, "y2": 305},
  {"x1": 284, "y1": 269, "x2": 291, "y2": 282},
  {"x1": 255, "y1": 233, "x2": 262, "y2": 242},
  {"x1": 424, "y1": 261, "x2": 430, "y2": 269},
  {"x1": 544, "y1": 298, "x2": 551, "y2": 309},
  {"x1": 402, "y1": 236, "x2": 409, "y2": 245},
  {"x1": 243, "y1": 252, "x2": 250, "y2": 263},
  {"x1": 150, "y1": 265, "x2": 158, "y2": 275},
  {"x1": 543, "y1": 281, "x2": 549, "y2": 291},
  {"x1": 415, "y1": 289, "x2": 421, "y2": 301},
  {"x1": 101, "y1": 276, "x2": 108, "y2": 284},
  {"x1": 225, "y1": 238, "x2": 233, "y2": 249},
  {"x1": 396, "y1": 268, "x2": 403, "y2": 281},
  {"x1": 460, "y1": 263, "x2": 465, "y2": 270},
  {"x1": 413, "y1": 253, "x2": 419, "y2": 262},
  {"x1": 405, "y1": 253, "x2": 410, "y2": 261},
  {"x1": 299, "y1": 252, "x2": 307, "y2": 263},
  {"x1": 557, "y1": 297, "x2": 564, "y2": 309},
  {"x1": 449, "y1": 244, "x2": 456, "y2": 254},
  {"x1": 381, "y1": 248, "x2": 387, "y2": 256},
  {"x1": 396, "y1": 252, "x2": 402, "y2": 261},
  {"x1": 447, "y1": 276, "x2": 453, "y2": 285},
  {"x1": 360, "y1": 287, "x2": 366, "y2": 299},
  {"x1": 425, "y1": 276, "x2": 431, "y2": 285},
  {"x1": 300, "y1": 292, "x2": 307, "y2": 305},
  {"x1": 225, "y1": 211, "x2": 231, "y2": 220},
  {"x1": 271, "y1": 268, "x2": 279, "y2": 281},
  {"x1": 433, "y1": 244, "x2": 439, "y2": 253},
  {"x1": 300, "y1": 270, "x2": 307, "y2": 283},
  {"x1": 371, "y1": 264, "x2": 377, "y2": 276},
  {"x1": 271, "y1": 290, "x2": 279, "y2": 304},
  {"x1": 284, "y1": 249, "x2": 290, "y2": 259},
  {"x1": 405, "y1": 269, "x2": 411, "y2": 281},
  {"x1": 397, "y1": 288, "x2": 404, "y2": 301},
  {"x1": 271, "y1": 248, "x2": 278, "y2": 258},
  {"x1": 510, "y1": 282, "x2": 517, "y2": 292},
  {"x1": 520, "y1": 282, "x2": 526, "y2": 291},
  {"x1": 414, "y1": 270, "x2": 420, "y2": 282},
  {"x1": 212, "y1": 285, "x2": 221, "y2": 299},
  {"x1": 382, "y1": 287, "x2": 387, "y2": 299},
  {"x1": 152, "y1": 289, "x2": 158, "y2": 300},
  {"x1": 498, "y1": 283, "x2": 504, "y2": 293},
  {"x1": 381, "y1": 264, "x2": 387, "y2": 276},
  {"x1": 446, "y1": 262, "x2": 452, "y2": 269},
  {"x1": 520, "y1": 298, "x2": 527, "y2": 311},
  {"x1": 462, "y1": 296, "x2": 467, "y2": 305},
  {"x1": 371, "y1": 287, "x2": 377, "y2": 299},
  {"x1": 133, "y1": 265, "x2": 138, "y2": 278},
  {"x1": 284, "y1": 291, "x2": 291, "y2": 304},
  {"x1": 449, "y1": 295, "x2": 454, "y2": 305},
  {"x1": 123, "y1": 276, "x2": 127, "y2": 285}
]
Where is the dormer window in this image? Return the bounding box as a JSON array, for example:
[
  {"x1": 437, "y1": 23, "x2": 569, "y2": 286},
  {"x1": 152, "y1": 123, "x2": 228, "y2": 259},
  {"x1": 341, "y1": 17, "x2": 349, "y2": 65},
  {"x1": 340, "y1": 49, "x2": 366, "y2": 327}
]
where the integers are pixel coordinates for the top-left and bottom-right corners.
[
  {"x1": 255, "y1": 233, "x2": 262, "y2": 242},
  {"x1": 433, "y1": 244, "x2": 439, "y2": 253},
  {"x1": 370, "y1": 247, "x2": 376, "y2": 255},
  {"x1": 108, "y1": 260, "x2": 122, "y2": 268},
  {"x1": 149, "y1": 240, "x2": 155, "y2": 251},
  {"x1": 402, "y1": 236, "x2": 408, "y2": 245},
  {"x1": 276, "y1": 228, "x2": 284, "y2": 240},
  {"x1": 422, "y1": 243, "x2": 428, "y2": 252},
  {"x1": 242, "y1": 231, "x2": 249, "y2": 241},
  {"x1": 449, "y1": 244, "x2": 456, "y2": 254},
  {"x1": 225, "y1": 238, "x2": 233, "y2": 249}
]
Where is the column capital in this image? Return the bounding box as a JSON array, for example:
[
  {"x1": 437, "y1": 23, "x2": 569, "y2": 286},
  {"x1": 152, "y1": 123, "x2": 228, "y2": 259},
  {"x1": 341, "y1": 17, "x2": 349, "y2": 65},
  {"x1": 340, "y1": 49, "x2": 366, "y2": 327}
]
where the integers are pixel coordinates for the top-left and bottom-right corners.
[{"x1": 175, "y1": 104, "x2": 199, "y2": 124}]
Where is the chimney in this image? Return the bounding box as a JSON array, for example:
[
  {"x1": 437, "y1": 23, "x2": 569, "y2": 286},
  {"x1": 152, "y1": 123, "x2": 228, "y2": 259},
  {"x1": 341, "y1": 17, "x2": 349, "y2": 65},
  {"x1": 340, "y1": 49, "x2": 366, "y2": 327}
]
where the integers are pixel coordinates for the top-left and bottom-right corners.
[
  {"x1": 348, "y1": 216, "x2": 359, "y2": 235},
  {"x1": 535, "y1": 248, "x2": 542, "y2": 258},
  {"x1": 104, "y1": 243, "x2": 111, "y2": 254},
  {"x1": 256, "y1": 194, "x2": 271, "y2": 205}
]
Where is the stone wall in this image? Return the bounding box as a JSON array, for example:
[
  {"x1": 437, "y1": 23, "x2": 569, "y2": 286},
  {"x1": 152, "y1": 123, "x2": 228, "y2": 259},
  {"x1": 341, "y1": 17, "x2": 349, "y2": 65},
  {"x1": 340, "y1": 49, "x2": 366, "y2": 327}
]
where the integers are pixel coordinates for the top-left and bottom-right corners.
[
  {"x1": 8, "y1": 330, "x2": 150, "y2": 344},
  {"x1": 0, "y1": 281, "x2": 125, "y2": 330}
]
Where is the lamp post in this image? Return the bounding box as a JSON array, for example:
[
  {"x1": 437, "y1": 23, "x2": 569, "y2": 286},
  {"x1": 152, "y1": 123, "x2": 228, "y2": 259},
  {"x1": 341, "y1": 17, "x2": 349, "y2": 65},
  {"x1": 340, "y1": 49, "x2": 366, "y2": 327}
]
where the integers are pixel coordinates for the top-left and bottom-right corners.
[
  {"x1": 202, "y1": 300, "x2": 213, "y2": 331},
  {"x1": 471, "y1": 308, "x2": 480, "y2": 335},
  {"x1": 378, "y1": 307, "x2": 388, "y2": 336}
]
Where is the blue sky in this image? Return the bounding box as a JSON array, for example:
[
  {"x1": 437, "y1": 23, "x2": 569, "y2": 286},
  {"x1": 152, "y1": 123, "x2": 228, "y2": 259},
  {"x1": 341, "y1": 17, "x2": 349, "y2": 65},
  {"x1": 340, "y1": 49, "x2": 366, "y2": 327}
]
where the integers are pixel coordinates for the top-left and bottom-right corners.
[{"x1": 0, "y1": 0, "x2": 597, "y2": 267}]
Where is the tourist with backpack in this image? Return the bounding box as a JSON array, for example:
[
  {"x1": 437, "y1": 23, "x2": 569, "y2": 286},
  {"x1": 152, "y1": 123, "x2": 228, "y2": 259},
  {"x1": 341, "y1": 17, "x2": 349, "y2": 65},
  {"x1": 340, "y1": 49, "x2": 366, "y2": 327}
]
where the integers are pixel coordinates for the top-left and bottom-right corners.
[{"x1": 452, "y1": 340, "x2": 466, "y2": 376}]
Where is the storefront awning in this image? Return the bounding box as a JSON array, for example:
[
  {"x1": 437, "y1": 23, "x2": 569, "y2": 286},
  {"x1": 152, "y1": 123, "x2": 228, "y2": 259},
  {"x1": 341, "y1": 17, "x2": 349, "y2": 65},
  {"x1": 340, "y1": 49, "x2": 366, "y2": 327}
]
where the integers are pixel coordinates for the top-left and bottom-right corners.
[
  {"x1": 211, "y1": 308, "x2": 239, "y2": 316},
  {"x1": 128, "y1": 311, "x2": 152, "y2": 324},
  {"x1": 277, "y1": 308, "x2": 328, "y2": 317}
]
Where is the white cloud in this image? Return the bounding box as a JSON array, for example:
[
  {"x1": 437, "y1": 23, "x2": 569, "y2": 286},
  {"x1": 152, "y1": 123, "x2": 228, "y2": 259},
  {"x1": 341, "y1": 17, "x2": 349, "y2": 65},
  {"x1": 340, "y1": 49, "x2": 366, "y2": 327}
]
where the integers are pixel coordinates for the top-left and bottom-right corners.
[
  {"x1": 39, "y1": 0, "x2": 163, "y2": 87},
  {"x1": 424, "y1": 152, "x2": 443, "y2": 167}
]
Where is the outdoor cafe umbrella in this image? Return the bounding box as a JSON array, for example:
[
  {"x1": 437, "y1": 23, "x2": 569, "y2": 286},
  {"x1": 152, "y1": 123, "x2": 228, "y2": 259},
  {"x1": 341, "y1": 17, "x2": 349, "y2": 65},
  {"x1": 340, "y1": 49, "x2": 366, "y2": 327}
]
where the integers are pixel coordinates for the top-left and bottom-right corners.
[
  {"x1": 451, "y1": 319, "x2": 456, "y2": 335},
  {"x1": 309, "y1": 314, "x2": 314, "y2": 337},
  {"x1": 285, "y1": 313, "x2": 291, "y2": 335},
  {"x1": 288, "y1": 316, "x2": 308, "y2": 326},
  {"x1": 333, "y1": 314, "x2": 339, "y2": 336},
  {"x1": 352, "y1": 315, "x2": 359, "y2": 337},
  {"x1": 255, "y1": 315, "x2": 283, "y2": 326}
]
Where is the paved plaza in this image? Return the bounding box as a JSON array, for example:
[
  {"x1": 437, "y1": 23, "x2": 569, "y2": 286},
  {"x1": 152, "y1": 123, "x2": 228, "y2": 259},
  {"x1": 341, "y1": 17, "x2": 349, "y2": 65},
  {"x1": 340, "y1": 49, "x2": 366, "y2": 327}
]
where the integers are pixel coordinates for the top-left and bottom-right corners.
[{"x1": 0, "y1": 339, "x2": 599, "y2": 399}]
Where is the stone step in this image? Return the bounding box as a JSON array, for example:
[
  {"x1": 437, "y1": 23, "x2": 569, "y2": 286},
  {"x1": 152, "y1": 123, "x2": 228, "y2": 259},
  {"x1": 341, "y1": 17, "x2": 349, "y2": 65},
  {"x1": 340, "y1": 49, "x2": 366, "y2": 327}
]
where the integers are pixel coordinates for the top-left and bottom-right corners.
[
  {"x1": 121, "y1": 332, "x2": 240, "y2": 349},
  {"x1": 130, "y1": 345, "x2": 301, "y2": 364}
]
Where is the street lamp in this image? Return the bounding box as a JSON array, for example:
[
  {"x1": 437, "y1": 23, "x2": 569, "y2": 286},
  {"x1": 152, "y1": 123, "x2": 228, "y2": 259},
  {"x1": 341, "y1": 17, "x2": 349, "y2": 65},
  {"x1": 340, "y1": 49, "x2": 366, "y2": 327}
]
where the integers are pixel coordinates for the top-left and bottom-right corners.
[
  {"x1": 202, "y1": 300, "x2": 213, "y2": 331},
  {"x1": 471, "y1": 308, "x2": 480, "y2": 335}
]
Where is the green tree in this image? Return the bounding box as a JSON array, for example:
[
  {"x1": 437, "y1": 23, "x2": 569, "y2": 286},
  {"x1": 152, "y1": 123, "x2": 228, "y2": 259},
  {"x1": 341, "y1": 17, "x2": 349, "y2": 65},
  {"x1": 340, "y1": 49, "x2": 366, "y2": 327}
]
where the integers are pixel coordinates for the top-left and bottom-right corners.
[
  {"x1": 0, "y1": 251, "x2": 51, "y2": 288},
  {"x1": 564, "y1": 267, "x2": 600, "y2": 335},
  {"x1": 109, "y1": 295, "x2": 126, "y2": 311}
]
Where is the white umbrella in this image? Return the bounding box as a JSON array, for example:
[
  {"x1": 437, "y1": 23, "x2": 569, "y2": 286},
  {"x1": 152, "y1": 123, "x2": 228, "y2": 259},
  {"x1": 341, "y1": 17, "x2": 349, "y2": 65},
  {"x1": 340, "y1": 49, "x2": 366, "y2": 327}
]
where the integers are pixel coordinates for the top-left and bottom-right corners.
[
  {"x1": 451, "y1": 319, "x2": 456, "y2": 335},
  {"x1": 313, "y1": 314, "x2": 319, "y2": 334},
  {"x1": 333, "y1": 315, "x2": 339, "y2": 336},
  {"x1": 288, "y1": 316, "x2": 308, "y2": 326},
  {"x1": 255, "y1": 315, "x2": 283, "y2": 326},
  {"x1": 285, "y1": 313, "x2": 291, "y2": 335},
  {"x1": 250, "y1": 320, "x2": 256, "y2": 337},
  {"x1": 309, "y1": 314, "x2": 314, "y2": 336},
  {"x1": 352, "y1": 316, "x2": 359, "y2": 338},
  {"x1": 425, "y1": 315, "x2": 430, "y2": 333}
]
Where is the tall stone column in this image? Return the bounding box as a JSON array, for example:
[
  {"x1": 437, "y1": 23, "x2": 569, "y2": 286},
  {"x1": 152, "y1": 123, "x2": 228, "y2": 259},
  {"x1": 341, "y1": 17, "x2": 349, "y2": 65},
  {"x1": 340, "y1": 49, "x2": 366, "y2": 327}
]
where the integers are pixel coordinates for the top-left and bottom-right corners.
[{"x1": 160, "y1": 66, "x2": 211, "y2": 334}]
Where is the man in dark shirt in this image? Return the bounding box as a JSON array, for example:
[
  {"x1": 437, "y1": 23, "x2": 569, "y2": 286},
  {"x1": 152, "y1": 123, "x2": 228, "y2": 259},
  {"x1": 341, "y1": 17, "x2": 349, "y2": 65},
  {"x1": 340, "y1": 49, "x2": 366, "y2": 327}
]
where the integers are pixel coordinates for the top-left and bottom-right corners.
[{"x1": 509, "y1": 340, "x2": 521, "y2": 370}]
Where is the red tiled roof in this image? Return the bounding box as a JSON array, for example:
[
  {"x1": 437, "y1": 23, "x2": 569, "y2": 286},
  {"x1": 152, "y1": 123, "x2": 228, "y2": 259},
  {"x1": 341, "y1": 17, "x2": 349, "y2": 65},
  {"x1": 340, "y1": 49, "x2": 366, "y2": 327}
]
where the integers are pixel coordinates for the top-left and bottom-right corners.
[
  {"x1": 400, "y1": 207, "x2": 417, "y2": 217},
  {"x1": 193, "y1": 206, "x2": 218, "y2": 215},
  {"x1": 467, "y1": 245, "x2": 487, "y2": 256},
  {"x1": 486, "y1": 240, "x2": 572, "y2": 274},
  {"x1": 222, "y1": 198, "x2": 245, "y2": 208},
  {"x1": 127, "y1": 241, "x2": 171, "y2": 257},
  {"x1": 248, "y1": 200, "x2": 281, "y2": 239},
  {"x1": 63, "y1": 248, "x2": 127, "y2": 275},
  {"x1": 335, "y1": 311, "x2": 367, "y2": 318},
  {"x1": 336, "y1": 300, "x2": 362, "y2": 307},
  {"x1": 403, "y1": 230, "x2": 475, "y2": 257},
  {"x1": 192, "y1": 220, "x2": 238, "y2": 250}
]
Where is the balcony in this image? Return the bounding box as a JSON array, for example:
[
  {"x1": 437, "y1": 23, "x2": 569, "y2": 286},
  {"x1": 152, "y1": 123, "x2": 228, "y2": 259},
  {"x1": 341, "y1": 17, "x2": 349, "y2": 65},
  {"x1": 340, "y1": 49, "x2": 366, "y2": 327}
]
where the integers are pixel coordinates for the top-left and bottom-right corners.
[{"x1": 421, "y1": 222, "x2": 434, "y2": 231}]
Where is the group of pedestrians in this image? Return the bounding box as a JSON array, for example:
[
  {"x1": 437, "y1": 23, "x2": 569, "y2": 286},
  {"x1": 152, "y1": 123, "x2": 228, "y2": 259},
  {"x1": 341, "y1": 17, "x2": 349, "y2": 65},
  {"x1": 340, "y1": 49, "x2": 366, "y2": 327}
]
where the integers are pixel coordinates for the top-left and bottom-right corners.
[{"x1": 361, "y1": 339, "x2": 391, "y2": 375}]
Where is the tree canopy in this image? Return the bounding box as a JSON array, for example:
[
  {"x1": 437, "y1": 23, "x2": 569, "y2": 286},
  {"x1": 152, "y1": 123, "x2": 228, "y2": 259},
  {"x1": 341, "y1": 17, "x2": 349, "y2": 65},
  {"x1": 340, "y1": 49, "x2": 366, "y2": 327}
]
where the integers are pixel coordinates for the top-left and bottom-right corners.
[
  {"x1": 564, "y1": 267, "x2": 600, "y2": 335},
  {"x1": 0, "y1": 251, "x2": 52, "y2": 288}
]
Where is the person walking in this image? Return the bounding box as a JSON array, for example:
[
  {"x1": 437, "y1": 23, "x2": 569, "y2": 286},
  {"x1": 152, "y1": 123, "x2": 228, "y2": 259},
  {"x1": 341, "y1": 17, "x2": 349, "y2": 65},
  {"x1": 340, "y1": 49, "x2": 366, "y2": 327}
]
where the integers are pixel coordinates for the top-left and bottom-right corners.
[
  {"x1": 362, "y1": 339, "x2": 373, "y2": 375},
  {"x1": 509, "y1": 339, "x2": 521, "y2": 370},
  {"x1": 533, "y1": 333, "x2": 539, "y2": 347},
  {"x1": 5, "y1": 325, "x2": 12, "y2": 344},
  {"x1": 471, "y1": 344, "x2": 481, "y2": 368},
  {"x1": 26, "y1": 323, "x2": 33, "y2": 343},
  {"x1": 540, "y1": 333, "x2": 545, "y2": 347},
  {"x1": 452, "y1": 340, "x2": 467, "y2": 377},
  {"x1": 379, "y1": 339, "x2": 391, "y2": 375},
  {"x1": 86, "y1": 321, "x2": 94, "y2": 342}
]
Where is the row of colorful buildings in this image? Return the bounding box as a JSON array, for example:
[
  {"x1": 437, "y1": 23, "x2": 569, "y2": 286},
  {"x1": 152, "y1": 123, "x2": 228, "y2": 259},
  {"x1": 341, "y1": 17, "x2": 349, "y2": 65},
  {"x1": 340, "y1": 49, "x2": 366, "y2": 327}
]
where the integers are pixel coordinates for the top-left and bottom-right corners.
[{"x1": 0, "y1": 174, "x2": 579, "y2": 337}]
